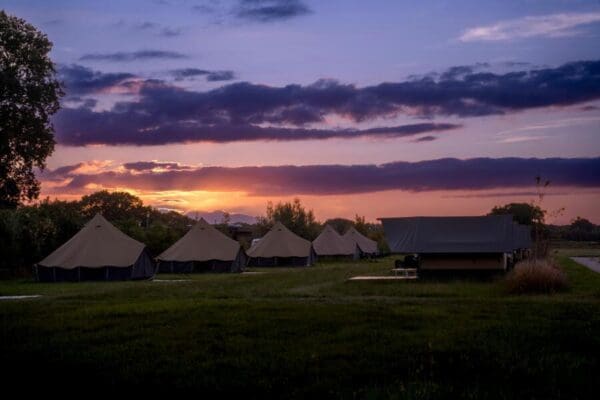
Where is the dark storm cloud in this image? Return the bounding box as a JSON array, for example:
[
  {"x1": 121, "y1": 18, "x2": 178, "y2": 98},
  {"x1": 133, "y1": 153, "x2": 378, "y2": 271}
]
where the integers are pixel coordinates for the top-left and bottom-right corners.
[
  {"x1": 79, "y1": 50, "x2": 188, "y2": 62},
  {"x1": 58, "y1": 64, "x2": 136, "y2": 95},
  {"x1": 44, "y1": 157, "x2": 600, "y2": 196},
  {"x1": 235, "y1": 0, "x2": 312, "y2": 22},
  {"x1": 53, "y1": 60, "x2": 600, "y2": 145},
  {"x1": 170, "y1": 68, "x2": 236, "y2": 81}
]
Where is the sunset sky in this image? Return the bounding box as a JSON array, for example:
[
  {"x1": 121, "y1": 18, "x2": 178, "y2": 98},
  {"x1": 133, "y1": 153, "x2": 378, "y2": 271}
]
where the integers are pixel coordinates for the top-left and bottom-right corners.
[{"x1": 5, "y1": 0, "x2": 600, "y2": 223}]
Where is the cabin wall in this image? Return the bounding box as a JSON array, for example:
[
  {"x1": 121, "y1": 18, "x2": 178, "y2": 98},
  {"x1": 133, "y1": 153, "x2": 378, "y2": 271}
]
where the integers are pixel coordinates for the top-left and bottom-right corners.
[{"x1": 420, "y1": 253, "x2": 506, "y2": 271}]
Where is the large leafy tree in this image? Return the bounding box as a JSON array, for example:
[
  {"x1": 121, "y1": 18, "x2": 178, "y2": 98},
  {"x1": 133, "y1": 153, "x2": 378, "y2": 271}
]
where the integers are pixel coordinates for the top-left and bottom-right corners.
[
  {"x1": 0, "y1": 11, "x2": 62, "y2": 208},
  {"x1": 0, "y1": 192, "x2": 199, "y2": 271},
  {"x1": 489, "y1": 203, "x2": 545, "y2": 226},
  {"x1": 257, "y1": 198, "x2": 321, "y2": 240},
  {"x1": 79, "y1": 190, "x2": 148, "y2": 221},
  {"x1": 78, "y1": 190, "x2": 194, "y2": 254},
  {"x1": 323, "y1": 217, "x2": 354, "y2": 235},
  {"x1": 565, "y1": 217, "x2": 599, "y2": 241},
  {"x1": 569, "y1": 217, "x2": 595, "y2": 233}
]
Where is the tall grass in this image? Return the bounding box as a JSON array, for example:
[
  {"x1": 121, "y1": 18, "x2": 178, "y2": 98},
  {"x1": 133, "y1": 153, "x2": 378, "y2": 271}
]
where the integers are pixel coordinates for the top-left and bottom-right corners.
[
  {"x1": 1, "y1": 256, "x2": 599, "y2": 397},
  {"x1": 505, "y1": 259, "x2": 568, "y2": 294}
]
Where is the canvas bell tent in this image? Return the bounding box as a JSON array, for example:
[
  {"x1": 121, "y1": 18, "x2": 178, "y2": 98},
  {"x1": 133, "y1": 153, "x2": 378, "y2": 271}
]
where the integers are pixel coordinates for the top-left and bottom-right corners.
[
  {"x1": 36, "y1": 214, "x2": 156, "y2": 282},
  {"x1": 247, "y1": 222, "x2": 315, "y2": 267},
  {"x1": 312, "y1": 225, "x2": 359, "y2": 259},
  {"x1": 343, "y1": 227, "x2": 378, "y2": 257},
  {"x1": 380, "y1": 215, "x2": 526, "y2": 272},
  {"x1": 157, "y1": 218, "x2": 246, "y2": 273}
]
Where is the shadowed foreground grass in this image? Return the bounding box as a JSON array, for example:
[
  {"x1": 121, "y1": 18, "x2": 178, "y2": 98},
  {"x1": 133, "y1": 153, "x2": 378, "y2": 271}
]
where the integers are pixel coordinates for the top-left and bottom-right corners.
[{"x1": 1, "y1": 252, "x2": 599, "y2": 398}]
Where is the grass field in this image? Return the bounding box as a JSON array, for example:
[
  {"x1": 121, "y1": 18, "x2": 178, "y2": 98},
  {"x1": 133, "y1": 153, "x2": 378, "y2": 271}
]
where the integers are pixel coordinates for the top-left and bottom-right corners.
[{"x1": 1, "y1": 250, "x2": 599, "y2": 398}]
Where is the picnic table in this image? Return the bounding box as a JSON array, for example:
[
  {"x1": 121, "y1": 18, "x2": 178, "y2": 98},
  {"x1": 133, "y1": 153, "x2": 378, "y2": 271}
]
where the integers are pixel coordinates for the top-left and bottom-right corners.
[{"x1": 391, "y1": 268, "x2": 418, "y2": 278}]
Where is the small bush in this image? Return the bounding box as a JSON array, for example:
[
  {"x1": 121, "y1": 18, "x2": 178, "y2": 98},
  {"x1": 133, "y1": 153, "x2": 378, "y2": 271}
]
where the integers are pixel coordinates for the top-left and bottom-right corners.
[{"x1": 505, "y1": 259, "x2": 568, "y2": 294}]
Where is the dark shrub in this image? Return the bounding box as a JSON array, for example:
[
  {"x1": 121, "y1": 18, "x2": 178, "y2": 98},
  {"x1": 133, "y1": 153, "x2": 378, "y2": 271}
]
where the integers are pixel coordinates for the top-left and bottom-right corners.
[{"x1": 505, "y1": 259, "x2": 568, "y2": 294}]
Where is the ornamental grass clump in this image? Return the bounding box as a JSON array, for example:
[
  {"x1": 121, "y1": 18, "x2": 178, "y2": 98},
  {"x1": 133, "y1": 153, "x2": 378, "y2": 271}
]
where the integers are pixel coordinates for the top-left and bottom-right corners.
[{"x1": 505, "y1": 259, "x2": 568, "y2": 294}]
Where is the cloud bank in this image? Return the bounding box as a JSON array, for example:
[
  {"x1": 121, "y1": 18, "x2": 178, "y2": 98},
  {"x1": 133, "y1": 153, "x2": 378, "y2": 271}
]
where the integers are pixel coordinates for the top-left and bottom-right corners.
[
  {"x1": 41, "y1": 157, "x2": 600, "y2": 196},
  {"x1": 53, "y1": 60, "x2": 600, "y2": 145}
]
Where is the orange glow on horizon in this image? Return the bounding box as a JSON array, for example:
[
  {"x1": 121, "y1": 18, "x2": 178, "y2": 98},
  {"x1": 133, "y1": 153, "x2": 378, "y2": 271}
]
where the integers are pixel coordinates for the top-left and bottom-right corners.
[{"x1": 38, "y1": 186, "x2": 600, "y2": 225}]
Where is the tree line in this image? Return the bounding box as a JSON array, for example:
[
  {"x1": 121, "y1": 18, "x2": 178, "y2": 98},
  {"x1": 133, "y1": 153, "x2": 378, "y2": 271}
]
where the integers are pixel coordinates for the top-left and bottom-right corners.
[
  {"x1": 1, "y1": 191, "x2": 598, "y2": 276},
  {"x1": 489, "y1": 202, "x2": 600, "y2": 246},
  {"x1": 0, "y1": 192, "x2": 389, "y2": 275},
  {"x1": 0, "y1": 191, "x2": 191, "y2": 273}
]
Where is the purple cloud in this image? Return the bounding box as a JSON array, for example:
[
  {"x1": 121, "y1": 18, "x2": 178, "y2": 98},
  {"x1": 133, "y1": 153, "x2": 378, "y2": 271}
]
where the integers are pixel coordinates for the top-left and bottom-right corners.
[
  {"x1": 58, "y1": 64, "x2": 135, "y2": 95},
  {"x1": 43, "y1": 157, "x2": 600, "y2": 196},
  {"x1": 170, "y1": 68, "x2": 236, "y2": 82},
  {"x1": 413, "y1": 135, "x2": 438, "y2": 142},
  {"x1": 122, "y1": 161, "x2": 194, "y2": 171},
  {"x1": 53, "y1": 105, "x2": 459, "y2": 145},
  {"x1": 53, "y1": 60, "x2": 600, "y2": 145},
  {"x1": 235, "y1": 0, "x2": 312, "y2": 22},
  {"x1": 206, "y1": 70, "x2": 236, "y2": 81},
  {"x1": 79, "y1": 50, "x2": 187, "y2": 62}
]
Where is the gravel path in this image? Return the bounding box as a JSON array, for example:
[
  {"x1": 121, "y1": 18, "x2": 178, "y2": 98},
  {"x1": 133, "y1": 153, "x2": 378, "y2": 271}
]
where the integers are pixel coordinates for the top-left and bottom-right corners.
[
  {"x1": 349, "y1": 276, "x2": 417, "y2": 281},
  {"x1": 0, "y1": 295, "x2": 42, "y2": 301},
  {"x1": 571, "y1": 257, "x2": 600, "y2": 273}
]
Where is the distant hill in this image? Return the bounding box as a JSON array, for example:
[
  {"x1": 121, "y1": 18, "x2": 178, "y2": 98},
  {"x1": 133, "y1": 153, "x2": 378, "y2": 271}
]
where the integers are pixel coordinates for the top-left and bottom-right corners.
[{"x1": 185, "y1": 210, "x2": 257, "y2": 225}]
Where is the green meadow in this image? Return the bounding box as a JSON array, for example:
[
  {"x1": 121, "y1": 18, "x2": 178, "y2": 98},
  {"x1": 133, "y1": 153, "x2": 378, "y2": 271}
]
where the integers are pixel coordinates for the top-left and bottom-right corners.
[{"x1": 1, "y1": 250, "x2": 599, "y2": 399}]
